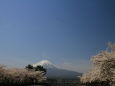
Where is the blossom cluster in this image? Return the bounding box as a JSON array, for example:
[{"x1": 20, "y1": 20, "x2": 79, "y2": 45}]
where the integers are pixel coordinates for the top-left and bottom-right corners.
[
  {"x1": 0, "y1": 65, "x2": 46, "y2": 84},
  {"x1": 80, "y1": 42, "x2": 115, "y2": 86}
]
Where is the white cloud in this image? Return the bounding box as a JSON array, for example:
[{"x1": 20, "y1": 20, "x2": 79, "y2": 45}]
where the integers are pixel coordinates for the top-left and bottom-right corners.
[{"x1": 64, "y1": 62, "x2": 72, "y2": 65}]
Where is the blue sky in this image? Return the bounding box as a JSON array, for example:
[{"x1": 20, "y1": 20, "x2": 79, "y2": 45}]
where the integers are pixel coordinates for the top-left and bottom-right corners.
[{"x1": 0, "y1": 0, "x2": 115, "y2": 73}]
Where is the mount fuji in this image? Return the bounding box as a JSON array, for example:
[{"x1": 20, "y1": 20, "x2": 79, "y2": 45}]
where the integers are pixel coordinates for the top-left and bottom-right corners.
[
  {"x1": 33, "y1": 60, "x2": 59, "y2": 69},
  {"x1": 33, "y1": 60, "x2": 82, "y2": 79}
]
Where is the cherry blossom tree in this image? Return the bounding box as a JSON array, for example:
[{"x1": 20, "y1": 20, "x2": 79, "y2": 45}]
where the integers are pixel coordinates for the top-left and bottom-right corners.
[
  {"x1": 0, "y1": 65, "x2": 46, "y2": 85},
  {"x1": 80, "y1": 42, "x2": 115, "y2": 86}
]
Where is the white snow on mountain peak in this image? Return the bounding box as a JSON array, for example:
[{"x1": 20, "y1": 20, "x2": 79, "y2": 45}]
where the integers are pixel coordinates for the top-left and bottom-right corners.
[
  {"x1": 33, "y1": 60, "x2": 59, "y2": 69},
  {"x1": 38, "y1": 60, "x2": 52, "y2": 65}
]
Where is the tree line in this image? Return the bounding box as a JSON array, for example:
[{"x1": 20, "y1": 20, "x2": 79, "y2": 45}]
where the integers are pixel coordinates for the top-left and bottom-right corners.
[{"x1": 0, "y1": 64, "x2": 46, "y2": 86}]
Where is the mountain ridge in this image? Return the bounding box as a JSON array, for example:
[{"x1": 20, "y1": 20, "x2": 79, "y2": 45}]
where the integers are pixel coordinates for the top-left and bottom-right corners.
[{"x1": 33, "y1": 60, "x2": 82, "y2": 79}]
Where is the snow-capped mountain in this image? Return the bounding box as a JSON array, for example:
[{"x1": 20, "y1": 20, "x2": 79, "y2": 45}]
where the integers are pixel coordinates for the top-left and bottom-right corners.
[
  {"x1": 33, "y1": 60, "x2": 82, "y2": 79},
  {"x1": 33, "y1": 60, "x2": 59, "y2": 69}
]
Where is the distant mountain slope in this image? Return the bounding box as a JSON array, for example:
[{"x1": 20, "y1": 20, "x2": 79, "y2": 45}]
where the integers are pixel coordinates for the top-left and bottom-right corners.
[
  {"x1": 46, "y1": 68, "x2": 82, "y2": 79},
  {"x1": 33, "y1": 60, "x2": 82, "y2": 79}
]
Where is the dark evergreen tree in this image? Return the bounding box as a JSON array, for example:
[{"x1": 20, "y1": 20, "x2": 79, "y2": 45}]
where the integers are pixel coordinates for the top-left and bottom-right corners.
[
  {"x1": 25, "y1": 64, "x2": 34, "y2": 70},
  {"x1": 25, "y1": 64, "x2": 46, "y2": 74}
]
